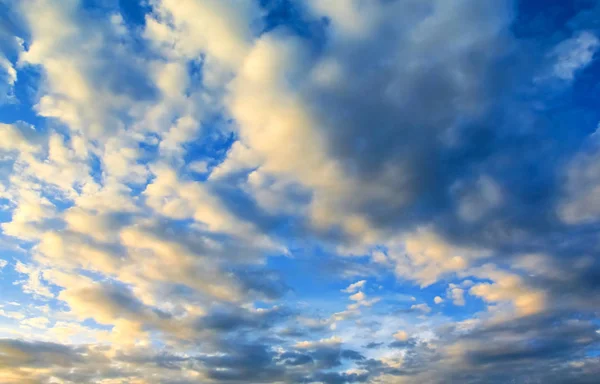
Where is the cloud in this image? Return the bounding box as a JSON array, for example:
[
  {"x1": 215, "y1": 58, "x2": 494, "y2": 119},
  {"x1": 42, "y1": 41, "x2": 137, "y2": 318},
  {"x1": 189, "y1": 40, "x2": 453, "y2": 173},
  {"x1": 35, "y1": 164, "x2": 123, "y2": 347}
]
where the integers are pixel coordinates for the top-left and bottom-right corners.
[
  {"x1": 467, "y1": 266, "x2": 546, "y2": 316},
  {"x1": 389, "y1": 228, "x2": 488, "y2": 287},
  {"x1": 146, "y1": 0, "x2": 260, "y2": 69},
  {"x1": 550, "y1": 31, "x2": 599, "y2": 81},
  {"x1": 410, "y1": 303, "x2": 432, "y2": 314},
  {"x1": 0, "y1": 123, "x2": 39, "y2": 154},
  {"x1": 0, "y1": 339, "x2": 83, "y2": 367},
  {"x1": 0, "y1": 8, "x2": 21, "y2": 104},
  {"x1": 226, "y1": 0, "x2": 511, "y2": 243},
  {"x1": 21, "y1": 316, "x2": 50, "y2": 329},
  {"x1": 349, "y1": 291, "x2": 366, "y2": 302},
  {"x1": 18, "y1": 0, "x2": 158, "y2": 137},
  {"x1": 296, "y1": 336, "x2": 343, "y2": 349},
  {"x1": 559, "y1": 133, "x2": 600, "y2": 224},
  {"x1": 14, "y1": 262, "x2": 53, "y2": 299},
  {"x1": 447, "y1": 284, "x2": 466, "y2": 306},
  {"x1": 393, "y1": 330, "x2": 409, "y2": 342},
  {"x1": 195, "y1": 305, "x2": 289, "y2": 332},
  {"x1": 453, "y1": 175, "x2": 503, "y2": 222},
  {"x1": 342, "y1": 280, "x2": 366, "y2": 293}
]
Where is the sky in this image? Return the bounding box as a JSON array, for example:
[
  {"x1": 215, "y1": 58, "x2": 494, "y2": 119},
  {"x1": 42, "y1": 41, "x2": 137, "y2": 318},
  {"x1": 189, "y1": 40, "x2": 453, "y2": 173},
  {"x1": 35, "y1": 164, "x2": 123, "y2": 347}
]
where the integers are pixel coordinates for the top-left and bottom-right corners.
[{"x1": 0, "y1": 0, "x2": 600, "y2": 383}]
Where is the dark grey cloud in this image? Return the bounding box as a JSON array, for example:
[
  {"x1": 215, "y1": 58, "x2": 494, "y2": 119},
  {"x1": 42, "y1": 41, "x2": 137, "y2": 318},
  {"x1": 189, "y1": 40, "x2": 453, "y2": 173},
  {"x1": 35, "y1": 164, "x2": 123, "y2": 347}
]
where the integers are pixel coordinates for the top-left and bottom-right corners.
[
  {"x1": 310, "y1": 371, "x2": 370, "y2": 384},
  {"x1": 277, "y1": 351, "x2": 314, "y2": 366},
  {"x1": 340, "y1": 349, "x2": 365, "y2": 361},
  {"x1": 366, "y1": 310, "x2": 600, "y2": 384},
  {"x1": 462, "y1": 312, "x2": 600, "y2": 366},
  {"x1": 231, "y1": 267, "x2": 290, "y2": 300},
  {"x1": 388, "y1": 339, "x2": 417, "y2": 349},
  {"x1": 0, "y1": 339, "x2": 84, "y2": 368},
  {"x1": 195, "y1": 305, "x2": 290, "y2": 332},
  {"x1": 114, "y1": 349, "x2": 189, "y2": 370},
  {"x1": 196, "y1": 342, "x2": 286, "y2": 383}
]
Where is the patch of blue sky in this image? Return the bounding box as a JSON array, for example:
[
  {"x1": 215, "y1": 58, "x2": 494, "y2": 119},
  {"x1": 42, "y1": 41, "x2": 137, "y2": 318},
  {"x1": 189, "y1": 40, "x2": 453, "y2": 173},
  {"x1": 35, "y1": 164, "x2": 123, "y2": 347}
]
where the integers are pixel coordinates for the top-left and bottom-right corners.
[
  {"x1": 0, "y1": 66, "x2": 44, "y2": 127},
  {"x1": 260, "y1": 0, "x2": 329, "y2": 46},
  {"x1": 183, "y1": 122, "x2": 237, "y2": 180},
  {"x1": 512, "y1": 0, "x2": 598, "y2": 38},
  {"x1": 117, "y1": 0, "x2": 151, "y2": 28},
  {"x1": 0, "y1": 266, "x2": 34, "y2": 305}
]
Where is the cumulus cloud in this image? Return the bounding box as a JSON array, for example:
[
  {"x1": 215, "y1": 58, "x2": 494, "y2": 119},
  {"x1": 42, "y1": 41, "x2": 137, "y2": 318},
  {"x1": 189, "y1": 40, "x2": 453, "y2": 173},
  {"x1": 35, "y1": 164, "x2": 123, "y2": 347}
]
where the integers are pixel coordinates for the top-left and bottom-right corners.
[
  {"x1": 21, "y1": 316, "x2": 50, "y2": 329},
  {"x1": 349, "y1": 291, "x2": 366, "y2": 302},
  {"x1": 0, "y1": 123, "x2": 39, "y2": 154},
  {"x1": 393, "y1": 330, "x2": 409, "y2": 342},
  {"x1": 447, "y1": 284, "x2": 466, "y2": 306},
  {"x1": 559, "y1": 132, "x2": 600, "y2": 224},
  {"x1": 342, "y1": 280, "x2": 366, "y2": 293}
]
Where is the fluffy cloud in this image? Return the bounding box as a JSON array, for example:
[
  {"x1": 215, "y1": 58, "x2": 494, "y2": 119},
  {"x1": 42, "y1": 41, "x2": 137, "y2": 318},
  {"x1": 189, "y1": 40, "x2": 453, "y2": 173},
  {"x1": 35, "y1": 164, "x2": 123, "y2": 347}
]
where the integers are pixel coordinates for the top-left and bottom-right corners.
[
  {"x1": 342, "y1": 280, "x2": 366, "y2": 293},
  {"x1": 550, "y1": 31, "x2": 599, "y2": 81},
  {"x1": 559, "y1": 132, "x2": 600, "y2": 224},
  {"x1": 393, "y1": 330, "x2": 409, "y2": 342}
]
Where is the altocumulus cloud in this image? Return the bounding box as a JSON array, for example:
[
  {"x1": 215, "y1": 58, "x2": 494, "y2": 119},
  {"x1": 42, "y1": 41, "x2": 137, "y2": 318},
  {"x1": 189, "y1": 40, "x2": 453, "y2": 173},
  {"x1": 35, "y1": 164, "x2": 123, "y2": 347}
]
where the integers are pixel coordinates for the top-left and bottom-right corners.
[{"x1": 0, "y1": 0, "x2": 600, "y2": 383}]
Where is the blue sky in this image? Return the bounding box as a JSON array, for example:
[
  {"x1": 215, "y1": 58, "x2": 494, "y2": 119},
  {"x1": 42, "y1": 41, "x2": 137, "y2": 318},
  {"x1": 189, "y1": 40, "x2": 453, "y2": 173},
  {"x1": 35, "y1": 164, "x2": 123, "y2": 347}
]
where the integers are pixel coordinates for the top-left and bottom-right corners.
[{"x1": 1, "y1": 0, "x2": 600, "y2": 383}]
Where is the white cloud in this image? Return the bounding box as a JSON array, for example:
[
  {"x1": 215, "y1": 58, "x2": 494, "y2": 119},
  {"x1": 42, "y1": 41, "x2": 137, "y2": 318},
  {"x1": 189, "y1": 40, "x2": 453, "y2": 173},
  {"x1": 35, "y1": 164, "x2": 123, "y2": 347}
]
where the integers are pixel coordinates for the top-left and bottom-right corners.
[
  {"x1": 0, "y1": 57, "x2": 16, "y2": 86},
  {"x1": 0, "y1": 48, "x2": 20, "y2": 102},
  {"x1": 295, "y1": 336, "x2": 342, "y2": 349},
  {"x1": 447, "y1": 285, "x2": 465, "y2": 306},
  {"x1": 411, "y1": 303, "x2": 432, "y2": 314},
  {"x1": 393, "y1": 330, "x2": 408, "y2": 341},
  {"x1": 210, "y1": 141, "x2": 260, "y2": 179},
  {"x1": 18, "y1": 0, "x2": 153, "y2": 137},
  {"x1": 467, "y1": 266, "x2": 546, "y2": 316},
  {"x1": 388, "y1": 228, "x2": 489, "y2": 287},
  {"x1": 0, "y1": 123, "x2": 39, "y2": 154},
  {"x1": 349, "y1": 291, "x2": 366, "y2": 302},
  {"x1": 342, "y1": 280, "x2": 366, "y2": 293},
  {"x1": 307, "y1": 0, "x2": 381, "y2": 38},
  {"x1": 0, "y1": 309, "x2": 25, "y2": 320},
  {"x1": 559, "y1": 137, "x2": 600, "y2": 224},
  {"x1": 551, "y1": 31, "x2": 599, "y2": 81},
  {"x1": 371, "y1": 250, "x2": 388, "y2": 264},
  {"x1": 147, "y1": 0, "x2": 260, "y2": 69},
  {"x1": 48, "y1": 321, "x2": 110, "y2": 344},
  {"x1": 63, "y1": 208, "x2": 122, "y2": 243},
  {"x1": 21, "y1": 317, "x2": 50, "y2": 329},
  {"x1": 1, "y1": 190, "x2": 56, "y2": 241},
  {"x1": 188, "y1": 160, "x2": 209, "y2": 174},
  {"x1": 159, "y1": 115, "x2": 201, "y2": 158},
  {"x1": 14, "y1": 262, "x2": 53, "y2": 299}
]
